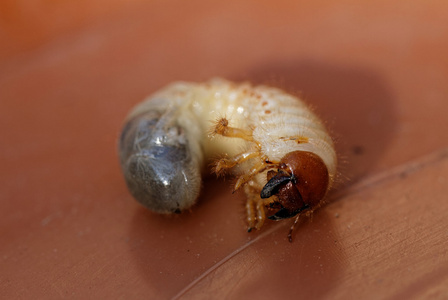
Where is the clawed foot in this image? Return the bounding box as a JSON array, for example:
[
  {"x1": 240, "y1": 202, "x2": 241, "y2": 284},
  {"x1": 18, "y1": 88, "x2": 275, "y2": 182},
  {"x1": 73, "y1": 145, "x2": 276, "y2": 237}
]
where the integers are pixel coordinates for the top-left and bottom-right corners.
[{"x1": 212, "y1": 151, "x2": 260, "y2": 177}]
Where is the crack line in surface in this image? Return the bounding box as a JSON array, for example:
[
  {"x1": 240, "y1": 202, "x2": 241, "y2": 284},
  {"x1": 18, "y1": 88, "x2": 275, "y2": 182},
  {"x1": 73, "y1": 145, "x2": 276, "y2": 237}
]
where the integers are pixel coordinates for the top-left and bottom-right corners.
[
  {"x1": 172, "y1": 147, "x2": 448, "y2": 299},
  {"x1": 171, "y1": 224, "x2": 279, "y2": 300},
  {"x1": 330, "y1": 147, "x2": 448, "y2": 201}
]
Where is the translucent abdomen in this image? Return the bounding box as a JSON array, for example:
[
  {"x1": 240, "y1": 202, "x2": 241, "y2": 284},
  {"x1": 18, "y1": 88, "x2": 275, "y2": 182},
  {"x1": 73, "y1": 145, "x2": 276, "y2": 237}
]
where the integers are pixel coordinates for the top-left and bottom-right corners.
[{"x1": 119, "y1": 109, "x2": 201, "y2": 213}]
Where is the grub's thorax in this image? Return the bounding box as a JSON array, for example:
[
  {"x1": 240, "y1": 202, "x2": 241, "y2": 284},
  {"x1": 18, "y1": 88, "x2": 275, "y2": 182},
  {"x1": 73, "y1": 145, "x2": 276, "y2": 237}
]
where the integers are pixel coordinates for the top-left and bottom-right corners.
[{"x1": 260, "y1": 151, "x2": 329, "y2": 220}]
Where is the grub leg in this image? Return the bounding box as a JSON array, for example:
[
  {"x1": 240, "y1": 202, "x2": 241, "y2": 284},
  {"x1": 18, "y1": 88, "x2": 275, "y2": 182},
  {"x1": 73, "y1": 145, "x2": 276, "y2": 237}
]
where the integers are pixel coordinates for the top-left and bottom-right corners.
[
  {"x1": 213, "y1": 150, "x2": 260, "y2": 175},
  {"x1": 210, "y1": 117, "x2": 254, "y2": 142}
]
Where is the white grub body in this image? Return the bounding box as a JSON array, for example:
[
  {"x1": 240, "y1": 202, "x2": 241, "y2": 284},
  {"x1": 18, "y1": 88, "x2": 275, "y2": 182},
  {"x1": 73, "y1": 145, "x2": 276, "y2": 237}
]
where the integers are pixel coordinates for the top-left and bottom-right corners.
[{"x1": 120, "y1": 78, "x2": 336, "y2": 219}]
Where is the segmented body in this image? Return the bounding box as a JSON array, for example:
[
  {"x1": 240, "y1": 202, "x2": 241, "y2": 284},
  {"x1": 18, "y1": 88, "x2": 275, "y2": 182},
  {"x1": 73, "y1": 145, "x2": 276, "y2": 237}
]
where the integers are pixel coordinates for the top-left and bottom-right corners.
[{"x1": 119, "y1": 79, "x2": 337, "y2": 236}]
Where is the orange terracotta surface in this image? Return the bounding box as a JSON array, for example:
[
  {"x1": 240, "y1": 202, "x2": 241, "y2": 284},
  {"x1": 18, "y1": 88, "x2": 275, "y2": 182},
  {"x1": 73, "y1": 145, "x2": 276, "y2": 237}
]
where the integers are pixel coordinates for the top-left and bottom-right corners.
[{"x1": 1, "y1": 1, "x2": 448, "y2": 299}]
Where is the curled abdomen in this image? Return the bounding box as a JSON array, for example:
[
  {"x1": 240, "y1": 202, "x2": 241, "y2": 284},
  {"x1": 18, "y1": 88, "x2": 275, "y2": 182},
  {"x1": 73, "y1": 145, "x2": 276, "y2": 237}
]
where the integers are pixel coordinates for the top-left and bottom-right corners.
[{"x1": 119, "y1": 110, "x2": 201, "y2": 213}]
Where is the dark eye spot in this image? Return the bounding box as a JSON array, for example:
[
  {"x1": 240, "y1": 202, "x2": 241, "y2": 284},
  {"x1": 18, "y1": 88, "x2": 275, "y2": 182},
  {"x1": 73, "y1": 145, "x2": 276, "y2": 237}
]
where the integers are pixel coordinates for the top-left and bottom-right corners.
[{"x1": 352, "y1": 145, "x2": 364, "y2": 155}]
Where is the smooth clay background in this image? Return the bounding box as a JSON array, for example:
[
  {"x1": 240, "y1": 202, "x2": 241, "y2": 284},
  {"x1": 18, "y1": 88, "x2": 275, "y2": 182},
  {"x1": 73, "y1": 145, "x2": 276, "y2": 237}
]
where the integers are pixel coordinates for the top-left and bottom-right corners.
[{"x1": 1, "y1": 1, "x2": 448, "y2": 299}]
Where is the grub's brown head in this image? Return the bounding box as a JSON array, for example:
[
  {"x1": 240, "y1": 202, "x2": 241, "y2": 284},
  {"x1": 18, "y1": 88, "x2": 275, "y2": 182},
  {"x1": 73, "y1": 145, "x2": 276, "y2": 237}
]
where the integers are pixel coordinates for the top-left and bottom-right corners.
[{"x1": 260, "y1": 151, "x2": 329, "y2": 220}]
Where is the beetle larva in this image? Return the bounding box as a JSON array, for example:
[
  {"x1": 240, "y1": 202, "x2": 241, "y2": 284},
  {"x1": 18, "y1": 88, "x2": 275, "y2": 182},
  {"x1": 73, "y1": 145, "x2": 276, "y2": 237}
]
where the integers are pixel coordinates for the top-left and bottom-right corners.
[{"x1": 119, "y1": 78, "x2": 337, "y2": 241}]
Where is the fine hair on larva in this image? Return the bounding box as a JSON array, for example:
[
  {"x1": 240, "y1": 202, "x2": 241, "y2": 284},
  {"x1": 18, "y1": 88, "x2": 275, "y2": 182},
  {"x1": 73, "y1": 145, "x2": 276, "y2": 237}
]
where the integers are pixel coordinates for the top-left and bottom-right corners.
[{"x1": 118, "y1": 78, "x2": 337, "y2": 241}]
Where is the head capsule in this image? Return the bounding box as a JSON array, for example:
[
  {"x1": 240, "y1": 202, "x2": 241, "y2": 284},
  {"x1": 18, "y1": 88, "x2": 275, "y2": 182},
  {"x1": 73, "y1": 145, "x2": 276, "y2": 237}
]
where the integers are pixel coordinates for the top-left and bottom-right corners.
[{"x1": 260, "y1": 151, "x2": 329, "y2": 220}]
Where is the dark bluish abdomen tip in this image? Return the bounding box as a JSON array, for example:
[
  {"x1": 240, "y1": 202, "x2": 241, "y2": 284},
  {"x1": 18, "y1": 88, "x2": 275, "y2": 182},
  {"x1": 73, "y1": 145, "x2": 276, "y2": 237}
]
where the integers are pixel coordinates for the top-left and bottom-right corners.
[{"x1": 119, "y1": 110, "x2": 201, "y2": 214}]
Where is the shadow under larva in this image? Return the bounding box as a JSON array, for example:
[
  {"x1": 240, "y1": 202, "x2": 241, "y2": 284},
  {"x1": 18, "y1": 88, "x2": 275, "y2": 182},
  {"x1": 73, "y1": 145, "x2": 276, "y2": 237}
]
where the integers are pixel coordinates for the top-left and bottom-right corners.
[{"x1": 119, "y1": 78, "x2": 339, "y2": 241}]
